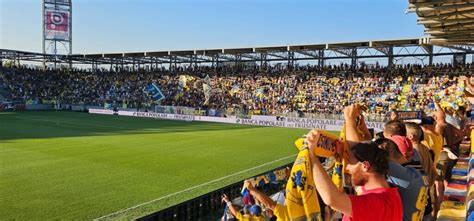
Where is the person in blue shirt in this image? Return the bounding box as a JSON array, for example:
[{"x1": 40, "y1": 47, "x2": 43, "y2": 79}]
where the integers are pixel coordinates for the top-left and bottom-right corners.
[{"x1": 376, "y1": 137, "x2": 429, "y2": 221}]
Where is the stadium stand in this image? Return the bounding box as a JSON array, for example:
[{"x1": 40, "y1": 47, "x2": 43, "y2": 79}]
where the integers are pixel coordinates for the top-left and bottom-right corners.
[{"x1": 0, "y1": 64, "x2": 472, "y2": 120}]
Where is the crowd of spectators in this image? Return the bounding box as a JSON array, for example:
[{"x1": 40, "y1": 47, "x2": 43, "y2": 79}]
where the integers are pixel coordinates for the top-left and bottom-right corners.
[
  {"x1": 220, "y1": 101, "x2": 473, "y2": 221},
  {"x1": 0, "y1": 63, "x2": 472, "y2": 118}
]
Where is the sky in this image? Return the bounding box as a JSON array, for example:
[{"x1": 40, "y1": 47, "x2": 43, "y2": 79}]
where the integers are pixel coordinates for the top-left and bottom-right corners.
[{"x1": 0, "y1": 0, "x2": 425, "y2": 54}]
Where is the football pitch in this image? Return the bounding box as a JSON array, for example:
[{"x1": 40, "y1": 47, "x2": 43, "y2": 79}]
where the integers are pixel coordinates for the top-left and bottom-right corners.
[{"x1": 0, "y1": 111, "x2": 310, "y2": 220}]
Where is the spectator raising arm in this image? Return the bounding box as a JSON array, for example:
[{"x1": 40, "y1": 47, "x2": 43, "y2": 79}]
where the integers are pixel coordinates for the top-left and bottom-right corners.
[
  {"x1": 306, "y1": 130, "x2": 353, "y2": 216},
  {"x1": 357, "y1": 114, "x2": 372, "y2": 141},
  {"x1": 221, "y1": 194, "x2": 239, "y2": 218},
  {"x1": 344, "y1": 104, "x2": 365, "y2": 143},
  {"x1": 243, "y1": 180, "x2": 277, "y2": 210}
]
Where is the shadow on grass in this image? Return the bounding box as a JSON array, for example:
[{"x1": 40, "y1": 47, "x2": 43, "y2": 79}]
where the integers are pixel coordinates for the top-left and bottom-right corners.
[{"x1": 0, "y1": 111, "x2": 262, "y2": 142}]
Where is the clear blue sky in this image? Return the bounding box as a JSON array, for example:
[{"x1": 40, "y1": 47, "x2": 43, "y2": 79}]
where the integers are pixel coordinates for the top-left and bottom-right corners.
[{"x1": 0, "y1": 0, "x2": 425, "y2": 54}]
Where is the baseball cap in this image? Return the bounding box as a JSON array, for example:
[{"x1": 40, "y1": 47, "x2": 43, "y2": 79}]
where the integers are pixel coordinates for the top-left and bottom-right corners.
[{"x1": 389, "y1": 135, "x2": 414, "y2": 158}]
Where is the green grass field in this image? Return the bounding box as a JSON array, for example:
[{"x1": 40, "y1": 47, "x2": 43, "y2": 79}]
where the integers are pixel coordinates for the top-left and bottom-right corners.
[{"x1": 0, "y1": 111, "x2": 311, "y2": 220}]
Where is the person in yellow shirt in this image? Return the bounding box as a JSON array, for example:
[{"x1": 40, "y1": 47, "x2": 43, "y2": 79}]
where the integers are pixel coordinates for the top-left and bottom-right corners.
[
  {"x1": 241, "y1": 180, "x2": 289, "y2": 221},
  {"x1": 419, "y1": 116, "x2": 445, "y2": 216},
  {"x1": 221, "y1": 194, "x2": 265, "y2": 221},
  {"x1": 419, "y1": 117, "x2": 443, "y2": 163}
]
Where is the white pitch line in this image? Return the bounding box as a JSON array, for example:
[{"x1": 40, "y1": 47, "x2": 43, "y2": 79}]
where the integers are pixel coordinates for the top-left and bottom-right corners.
[{"x1": 94, "y1": 154, "x2": 297, "y2": 220}]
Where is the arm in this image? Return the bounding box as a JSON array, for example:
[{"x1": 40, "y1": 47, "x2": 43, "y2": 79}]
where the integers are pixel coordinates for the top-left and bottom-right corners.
[
  {"x1": 244, "y1": 180, "x2": 277, "y2": 210},
  {"x1": 464, "y1": 89, "x2": 474, "y2": 98},
  {"x1": 433, "y1": 101, "x2": 446, "y2": 136},
  {"x1": 222, "y1": 194, "x2": 240, "y2": 218},
  {"x1": 390, "y1": 111, "x2": 399, "y2": 121},
  {"x1": 464, "y1": 76, "x2": 474, "y2": 92},
  {"x1": 306, "y1": 130, "x2": 352, "y2": 216},
  {"x1": 344, "y1": 105, "x2": 364, "y2": 143},
  {"x1": 434, "y1": 101, "x2": 446, "y2": 125},
  {"x1": 358, "y1": 115, "x2": 372, "y2": 141}
]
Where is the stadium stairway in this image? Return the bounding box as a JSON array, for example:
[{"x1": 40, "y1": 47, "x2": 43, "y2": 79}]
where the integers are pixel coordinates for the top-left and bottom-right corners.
[{"x1": 437, "y1": 130, "x2": 474, "y2": 221}]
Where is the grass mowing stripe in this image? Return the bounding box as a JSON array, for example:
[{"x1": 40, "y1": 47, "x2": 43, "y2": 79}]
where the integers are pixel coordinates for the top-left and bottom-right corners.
[{"x1": 94, "y1": 153, "x2": 297, "y2": 220}]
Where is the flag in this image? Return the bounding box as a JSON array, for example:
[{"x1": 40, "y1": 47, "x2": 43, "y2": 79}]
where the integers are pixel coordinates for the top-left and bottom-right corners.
[
  {"x1": 294, "y1": 131, "x2": 341, "y2": 157},
  {"x1": 179, "y1": 75, "x2": 187, "y2": 89},
  {"x1": 202, "y1": 74, "x2": 212, "y2": 105},
  {"x1": 144, "y1": 83, "x2": 165, "y2": 102},
  {"x1": 177, "y1": 75, "x2": 194, "y2": 98},
  {"x1": 285, "y1": 147, "x2": 322, "y2": 220},
  {"x1": 332, "y1": 124, "x2": 348, "y2": 192}
]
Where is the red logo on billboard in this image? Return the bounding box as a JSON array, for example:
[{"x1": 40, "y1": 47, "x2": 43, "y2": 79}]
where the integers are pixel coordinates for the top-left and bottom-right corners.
[{"x1": 46, "y1": 11, "x2": 68, "y2": 32}]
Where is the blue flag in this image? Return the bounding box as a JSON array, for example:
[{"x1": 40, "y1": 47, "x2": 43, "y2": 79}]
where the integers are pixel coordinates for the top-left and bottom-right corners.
[{"x1": 144, "y1": 83, "x2": 165, "y2": 101}]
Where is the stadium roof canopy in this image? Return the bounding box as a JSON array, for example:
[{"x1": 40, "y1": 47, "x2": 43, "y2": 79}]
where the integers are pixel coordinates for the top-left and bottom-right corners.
[
  {"x1": 1, "y1": 37, "x2": 473, "y2": 68},
  {"x1": 408, "y1": 0, "x2": 474, "y2": 45}
]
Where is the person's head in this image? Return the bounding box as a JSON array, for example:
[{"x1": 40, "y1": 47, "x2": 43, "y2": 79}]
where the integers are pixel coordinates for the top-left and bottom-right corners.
[
  {"x1": 383, "y1": 120, "x2": 406, "y2": 138},
  {"x1": 389, "y1": 135, "x2": 414, "y2": 161},
  {"x1": 346, "y1": 142, "x2": 390, "y2": 186},
  {"x1": 420, "y1": 116, "x2": 435, "y2": 131},
  {"x1": 248, "y1": 205, "x2": 262, "y2": 217},
  {"x1": 405, "y1": 122, "x2": 424, "y2": 144},
  {"x1": 375, "y1": 138, "x2": 406, "y2": 162}
]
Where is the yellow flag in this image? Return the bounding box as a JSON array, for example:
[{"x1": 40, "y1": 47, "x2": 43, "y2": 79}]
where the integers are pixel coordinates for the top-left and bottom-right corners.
[
  {"x1": 332, "y1": 124, "x2": 348, "y2": 192},
  {"x1": 286, "y1": 147, "x2": 322, "y2": 220}
]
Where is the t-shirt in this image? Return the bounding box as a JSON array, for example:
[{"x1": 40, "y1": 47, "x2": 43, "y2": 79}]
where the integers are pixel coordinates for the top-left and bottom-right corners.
[
  {"x1": 273, "y1": 204, "x2": 289, "y2": 221},
  {"x1": 407, "y1": 150, "x2": 423, "y2": 172},
  {"x1": 422, "y1": 131, "x2": 443, "y2": 163},
  {"x1": 388, "y1": 161, "x2": 429, "y2": 221},
  {"x1": 342, "y1": 186, "x2": 402, "y2": 221},
  {"x1": 235, "y1": 212, "x2": 265, "y2": 221}
]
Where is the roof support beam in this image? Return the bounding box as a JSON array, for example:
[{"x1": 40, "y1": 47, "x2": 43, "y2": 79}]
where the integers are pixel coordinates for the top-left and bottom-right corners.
[
  {"x1": 426, "y1": 21, "x2": 474, "y2": 29},
  {"x1": 418, "y1": 17, "x2": 474, "y2": 24},
  {"x1": 418, "y1": 9, "x2": 474, "y2": 19},
  {"x1": 408, "y1": 3, "x2": 474, "y2": 12},
  {"x1": 267, "y1": 53, "x2": 288, "y2": 59},
  {"x1": 296, "y1": 50, "x2": 319, "y2": 58}
]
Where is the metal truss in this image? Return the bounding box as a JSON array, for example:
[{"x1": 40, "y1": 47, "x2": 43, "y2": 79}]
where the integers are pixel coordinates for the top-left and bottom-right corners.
[{"x1": 1, "y1": 37, "x2": 473, "y2": 69}]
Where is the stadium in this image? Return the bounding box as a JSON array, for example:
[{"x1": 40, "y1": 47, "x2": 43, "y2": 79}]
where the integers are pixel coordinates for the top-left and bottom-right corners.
[{"x1": 1, "y1": 0, "x2": 474, "y2": 220}]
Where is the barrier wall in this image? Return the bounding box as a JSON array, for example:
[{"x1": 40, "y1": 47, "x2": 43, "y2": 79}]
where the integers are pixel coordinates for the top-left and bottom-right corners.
[{"x1": 88, "y1": 108, "x2": 385, "y2": 132}]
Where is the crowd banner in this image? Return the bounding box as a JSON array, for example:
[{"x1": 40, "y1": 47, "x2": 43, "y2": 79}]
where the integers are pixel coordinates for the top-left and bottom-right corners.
[
  {"x1": 118, "y1": 110, "x2": 195, "y2": 121},
  {"x1": 88, "y1": 109, "x2": 385, "y2": 132},
  {"x1": 89, "y1": 109, "x2": 114, "y2": 115},
  {"x1": 251, "y1": 115, "x2": 277, "y2": 122},
  {"x1": 195, "y1": 116, "x2": 237, "y2": 124}
]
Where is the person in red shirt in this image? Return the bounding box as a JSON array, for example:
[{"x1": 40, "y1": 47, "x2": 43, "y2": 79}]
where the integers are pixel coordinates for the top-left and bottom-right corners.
[{"x1": 305, "y1": 105, "x2": 403, "y2": 221}]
